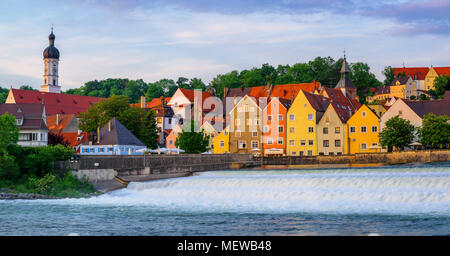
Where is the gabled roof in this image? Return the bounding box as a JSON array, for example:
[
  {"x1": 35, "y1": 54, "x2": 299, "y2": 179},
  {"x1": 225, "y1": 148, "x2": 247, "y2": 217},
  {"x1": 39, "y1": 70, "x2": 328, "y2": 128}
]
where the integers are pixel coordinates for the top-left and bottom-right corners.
[
  {"x1": 179, "y1": 88, "x2": 212, "y2": 103},
  {"x1": 9, "y1": 89, "x2": 104, "y2": 115},
  {"x1": 225, "y1": 82, "x2": 320, "y2": 100},
  {"x1": 373, "y1": 86, "x2": 391, "y2": 95},
  {"x1": 392, "y1": 75, "x2": 411, "y2": 85},
  {"x1": 0, "y1": 103, "x2": 47, "y2": 130},
  {"x1": 131, "y1": 97, "x2": 172, "y2": 109},
  {"x1": 96, "y1": 117, "x2": 145, "y2": 146},
  {"x1": 433, "y1": 67, "x2": 450, "y2": 77},
  {"x1": 393, "y1": 67, "x2": 429, "y2": 80},
  {"x1": 46, "y1": 114, "x2": 77, "y2": 134},
  {"x1": 404, "y1": 100, "x2": 450, "y2": 118},
  {"x1": 303, "y1": 91, "x2": 330, "y2": 123}
]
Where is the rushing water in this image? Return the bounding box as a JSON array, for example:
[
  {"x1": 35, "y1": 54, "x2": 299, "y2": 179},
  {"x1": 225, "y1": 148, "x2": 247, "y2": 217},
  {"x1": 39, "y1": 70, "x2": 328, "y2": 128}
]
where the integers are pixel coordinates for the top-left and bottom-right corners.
[{"x1": 1, "y1": 163, "x2": 450, "y2": 236}]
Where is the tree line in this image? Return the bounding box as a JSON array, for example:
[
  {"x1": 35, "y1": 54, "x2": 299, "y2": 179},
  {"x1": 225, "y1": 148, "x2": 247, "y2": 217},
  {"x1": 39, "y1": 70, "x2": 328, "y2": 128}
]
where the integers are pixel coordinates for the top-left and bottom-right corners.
[{"x1": 61, "y1": 56, "x2": 384, "y2": 103}]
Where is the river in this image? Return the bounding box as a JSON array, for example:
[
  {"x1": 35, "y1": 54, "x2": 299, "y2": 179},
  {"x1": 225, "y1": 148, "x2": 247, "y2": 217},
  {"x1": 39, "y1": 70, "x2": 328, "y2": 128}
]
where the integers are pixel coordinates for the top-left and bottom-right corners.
[{"x1": 1, "y1": 162, "x2": 449, "y2": 236}]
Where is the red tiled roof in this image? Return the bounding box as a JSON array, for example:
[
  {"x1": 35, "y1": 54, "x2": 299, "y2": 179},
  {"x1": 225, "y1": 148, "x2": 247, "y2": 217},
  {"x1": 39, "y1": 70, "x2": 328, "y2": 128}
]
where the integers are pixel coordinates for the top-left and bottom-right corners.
[
  {"x1": 0, "y1": 103, "x2": 47, "y2": 130},
  {"x1": 131, "y1": 97, "x2": 172, "y2": 109},
  {"x1": 46, "y1": 114, "x2": 74, "y2": 133},
  {"x1": 179, "y1": 88, "x2": 212, "y2": 103},
  {"x1": 9, "y1": 89, "x2": 104, "y2": 115},
  {"x1": 225, "y1": 82, "x2": 320, "y2": 101},
  {"x1": 393, "y1": 67, "x2": 429, "y2": 80},
  {"x1": 434, "y1": 67, "x2": 450, "y2": 77}
]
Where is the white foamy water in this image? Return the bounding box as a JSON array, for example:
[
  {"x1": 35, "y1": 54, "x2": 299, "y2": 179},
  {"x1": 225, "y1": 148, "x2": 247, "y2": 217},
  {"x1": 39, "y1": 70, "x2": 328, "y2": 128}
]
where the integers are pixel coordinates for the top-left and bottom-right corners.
[{"x1": 24, "y1": 167, "x2": 450, "y2": 216}]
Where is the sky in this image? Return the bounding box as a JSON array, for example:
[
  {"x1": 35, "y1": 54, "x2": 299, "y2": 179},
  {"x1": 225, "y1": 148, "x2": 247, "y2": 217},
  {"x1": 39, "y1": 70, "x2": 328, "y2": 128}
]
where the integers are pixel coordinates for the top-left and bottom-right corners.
[{"x1": 0, "y1": 0, "x2": 449, "y2": 90}]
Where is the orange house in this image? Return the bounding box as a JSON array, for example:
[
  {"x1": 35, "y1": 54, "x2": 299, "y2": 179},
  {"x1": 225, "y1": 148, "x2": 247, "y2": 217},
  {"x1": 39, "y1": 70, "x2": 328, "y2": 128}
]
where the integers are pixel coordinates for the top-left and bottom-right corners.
[
  {"x1": 262, "y1": 97, "x2": 291, "y2": 156},
  {"x1": 166, "y1": 124, "x2": 182, "y2": 149}
]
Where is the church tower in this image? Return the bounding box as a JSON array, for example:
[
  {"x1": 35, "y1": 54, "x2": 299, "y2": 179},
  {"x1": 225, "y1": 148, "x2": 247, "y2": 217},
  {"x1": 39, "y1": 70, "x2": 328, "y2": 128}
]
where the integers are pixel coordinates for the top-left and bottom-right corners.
[
  {"x1": 335, "y1": 53, "x2": 357, "y2": 100},
  {"x1": 41, "y1": 27, "x2": 61, "y2": 94}
]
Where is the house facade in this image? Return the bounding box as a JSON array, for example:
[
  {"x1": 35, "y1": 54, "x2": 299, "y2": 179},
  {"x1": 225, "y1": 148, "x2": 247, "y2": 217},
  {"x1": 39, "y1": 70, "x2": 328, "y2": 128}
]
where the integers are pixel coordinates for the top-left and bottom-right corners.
[
  {"x1": 347, "y1": 105, "x2": 381, "y2": 154},
  {"x1": 80, "y1": 117, "x2": 146, "y2": 155},
  {"x1": 228, "y1": 95, "x2": 263, "y2": 155},
  {"x1": 0, "y1": 103, "x2": 48, "y2": 147},
  {"x1": 262, "y1": 97, "x2": 290, "y2": 156},
  {"x1": 213, "y1": 126, "x2": 230, "y2": 154}
]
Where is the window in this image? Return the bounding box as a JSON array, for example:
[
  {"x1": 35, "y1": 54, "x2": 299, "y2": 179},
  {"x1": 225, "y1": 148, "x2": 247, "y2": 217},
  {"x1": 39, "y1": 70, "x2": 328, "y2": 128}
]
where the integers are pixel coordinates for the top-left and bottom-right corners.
[
  {"x1": 308, "y1": 127, "x2": 314, "y2": 133},
  {"x1": 299, "y1": 151, "x2": 304, "y2": 156},
  {"x1": 307, "y1": 150, "x2": 313, "y2": 156},
  {"x1": 244, "y1": 105, "x2": 249, "y2": 112},
  {"x1": 291, "y1": 151, "x2": 297, "y2": 155},
  {"x1": 372, "y1": 126, "x2": 378, "y2": 133},
  {"x1": 372, "y1": 143, "x2": 378, "y2": 147},
  {"x1": 168, "y1": 118, "x2": 172, "y2": 124},
  {"x1": 264, "y1": 126, "x2": 269, "y2": 133},
  {"x1": 350, "y1": 126, "x2": 356, "y2": 133},
  {"x1": 220, "y1": 140, "x2": 225, "y2": 148},
  {"x1": 362, "y1": 111, "x2": 366, "y2": 117},
  {"x1": 308, "y1": 114, "x2": 313, "y2": 120},
  {"x1": 278, "y1": 126, "x2": 284, "y2": 133},
  {"x1": 32, "y1": 133, "x2": 38, "y2": 141},
  {"x1": 300, "y1": 140, "x2": 306, "y2": 146},
  {"x1": 169, "y1": 140, "x2": 173, "y2": 145},
  {"x1": 235, "y1": 119, "x2": 240, "y2": 125},
  {"x1": 238, "y1": 141, "x2": 247, "y2": 149},
  {"x1": 335, "y1": 127, "x2": 340, "y2": 134},
  {"x1": 308, "y1": 140, "x2": 314, "y2": 146},
  {"x1": 254, "y1": 119, "x2": 259, "y2": 125},
  {"x1": 278, "y1": 115, "x2": 283, "y2": 121},
  {"x1": 289, "y1": 127, "x2": 295, "y2": 133},
  {"x1": 361, "y1": 126, "x2": 367, "y2": 133},
  {"x1": 335, "y1": 140, "x2": 341, "y2": 147},
  {"x1": 267, "y1": 138, "x2": 273, "y2": 145},
  {"x1": 99, "y1": 148, "x2": 105, "y2": 153},
  {"x1": 289, "y1": 140, "x2": 295, "y2": 146},
  {"x1": 360, "y1": 143, "x2": 367, "y2": 150},
  {"x1": 323, "y1": 140, "x2": 329, "y2": 147},
  {"x1": 251, "y1": 141, "x2": 259, "y2": 149},
  {"x1": 252, "y1": 131, "x2": 258, "y2": 137},
  {"x1": 289, "y1": 114, "x2": 295, "y2": 121},
  {"x1": 323, "y1": 127, "x2": 328, "y2": 134},
  {"x1": 267, "y1": 115, "x2": 272, "y2": 121},
  {"x1": 277, "y1": 138, "x2": 283, "y2": 145}
]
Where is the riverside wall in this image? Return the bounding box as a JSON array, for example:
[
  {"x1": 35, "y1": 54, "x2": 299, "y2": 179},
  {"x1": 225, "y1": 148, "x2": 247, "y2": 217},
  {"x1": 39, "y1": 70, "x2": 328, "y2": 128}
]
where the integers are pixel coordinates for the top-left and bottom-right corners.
[
  {"x1": 55, "y1": 154, "x2": 255, "y2": 191},
  {"x1": 259, "y1": 150, "x2": 450, "y2": 166}
]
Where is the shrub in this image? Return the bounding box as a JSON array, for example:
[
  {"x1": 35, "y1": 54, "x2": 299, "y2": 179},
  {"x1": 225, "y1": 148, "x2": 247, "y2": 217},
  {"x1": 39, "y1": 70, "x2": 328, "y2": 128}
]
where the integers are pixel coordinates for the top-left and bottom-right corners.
[
  {"x1": 27, "y1": 173, "x2": 57, "y2": 194},
  {"x1": 0, "y1": 153, "x2": 20, "y2": 180}
]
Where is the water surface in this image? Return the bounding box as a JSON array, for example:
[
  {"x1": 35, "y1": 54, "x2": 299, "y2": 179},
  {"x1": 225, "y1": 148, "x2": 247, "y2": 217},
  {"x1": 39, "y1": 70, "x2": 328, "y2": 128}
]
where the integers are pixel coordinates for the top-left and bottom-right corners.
[{"x1": 1, "y1": 162, "x2": 449, "y2": 236}]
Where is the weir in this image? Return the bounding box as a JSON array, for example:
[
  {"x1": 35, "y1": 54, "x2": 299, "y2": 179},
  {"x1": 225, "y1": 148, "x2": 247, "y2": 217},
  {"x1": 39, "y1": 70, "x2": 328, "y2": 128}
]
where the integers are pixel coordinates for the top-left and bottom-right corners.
[{"x1": 56, "y1": 154, "x2": 257, "y2": 192}]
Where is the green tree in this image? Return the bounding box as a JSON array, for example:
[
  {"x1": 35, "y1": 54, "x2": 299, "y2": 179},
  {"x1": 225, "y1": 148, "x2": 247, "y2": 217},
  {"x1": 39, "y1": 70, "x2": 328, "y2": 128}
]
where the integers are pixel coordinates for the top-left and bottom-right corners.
[
  {"x1": 429, "y1": 75, "x2": 450, "y2": 98},
  {"x1": 379, "y1": 115, "x2": 415, "y2": 151},
  {"x1": 189, "y1": 78, "x2": 206, "y2": 90},
  {"x1": 382, "y1": 66, "x2": 395, "y2": 86},
  {"x1": 418, "y1": 94, "x2": 430, "y2": 100},
  {"x1": 79, "y1": 96, "x2": 158, "y2": 148},
  {"x1": 0, "y1": 87, "x2": 9, "y2": 103},
  {"x1": 211, "y1": 70, "x2": 241, "y2": 98},
  {"x1": 418, "y1": 113, "x2": 450, "y2": 149},
  {"x1": 140, "y1": 110, "x2": 159, "y2": 149},
  {"x1": 19, "y1": 85, "x2": 36, "y2": 91},
  {"x1": 175, "y1": 121, "x2": 209, "y2": 153},
  {"x1": 350, "y1": 62, "x2": 383, "y2": 100},
  {"x1": 0, "y1": 113, "x2": 19, "y2": 152},
  {"x1": 177, "y1": 77, "x2": 190, "y2": 89}
]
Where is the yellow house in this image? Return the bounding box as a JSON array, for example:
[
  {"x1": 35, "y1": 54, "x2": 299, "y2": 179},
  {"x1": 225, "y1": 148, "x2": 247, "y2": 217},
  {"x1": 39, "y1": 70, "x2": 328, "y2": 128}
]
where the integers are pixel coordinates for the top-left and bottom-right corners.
[
  {"x1": 213, "y1": 126, "x2": 230, "y2": 154},
  {"x1": 425, "y1": 66, "x2": 450, "y2": 91},
  {"x1": 286, "y1": 90, "x2": 328, "y2": 156},
  {"x1": 347, "y1": 104, "x2": 381, "y2": 154},
  {"x1": 367, "y1": 104, "x2": 388, "y2": 118},
  {"x1": 200, "y1": 121, "x2": 218, "y2": 153}
]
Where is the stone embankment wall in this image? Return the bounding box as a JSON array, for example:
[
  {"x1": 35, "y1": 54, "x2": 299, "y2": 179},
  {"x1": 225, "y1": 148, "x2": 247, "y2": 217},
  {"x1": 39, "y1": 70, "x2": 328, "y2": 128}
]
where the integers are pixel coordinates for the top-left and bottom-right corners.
[
  {"x1": 260, "y1": 150, "x2": 450, "y2": 165},
  {"x1": 57, "y1": 154, "x2": 254, "y2": 183}
]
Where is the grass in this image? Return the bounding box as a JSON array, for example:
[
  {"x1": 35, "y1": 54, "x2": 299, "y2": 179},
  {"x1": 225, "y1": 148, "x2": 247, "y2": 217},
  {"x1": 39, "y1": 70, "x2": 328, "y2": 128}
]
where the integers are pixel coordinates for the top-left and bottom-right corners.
[{"x1": 0, "y1": 171, "x2": 100, "y2": 198}]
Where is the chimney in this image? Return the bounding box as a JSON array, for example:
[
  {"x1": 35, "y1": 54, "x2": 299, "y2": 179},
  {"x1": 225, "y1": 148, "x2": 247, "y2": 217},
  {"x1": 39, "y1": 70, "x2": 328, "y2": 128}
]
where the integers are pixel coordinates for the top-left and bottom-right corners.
[
  {"x1": 290, "y1": 94, "x2": 295, "y2": 103},
  {"x1": 140, "y1": 96, "x2": 146, "y2": 108},
  {"x1": 322, "y1": 98, "x2": 327, "y2": 110},
  {"x1": 56, "y1": 114, "x2": 60, "y2": 125},
  {"x1": 96, "y1": 126, "x2": 100, "y2": 144}
]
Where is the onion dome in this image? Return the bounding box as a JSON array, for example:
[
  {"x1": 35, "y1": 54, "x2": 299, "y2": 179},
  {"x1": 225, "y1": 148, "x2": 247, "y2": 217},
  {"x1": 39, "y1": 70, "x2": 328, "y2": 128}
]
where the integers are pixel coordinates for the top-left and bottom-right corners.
[{"x1": 43, "y1": 29, "x2": 60, "y2": 59}]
